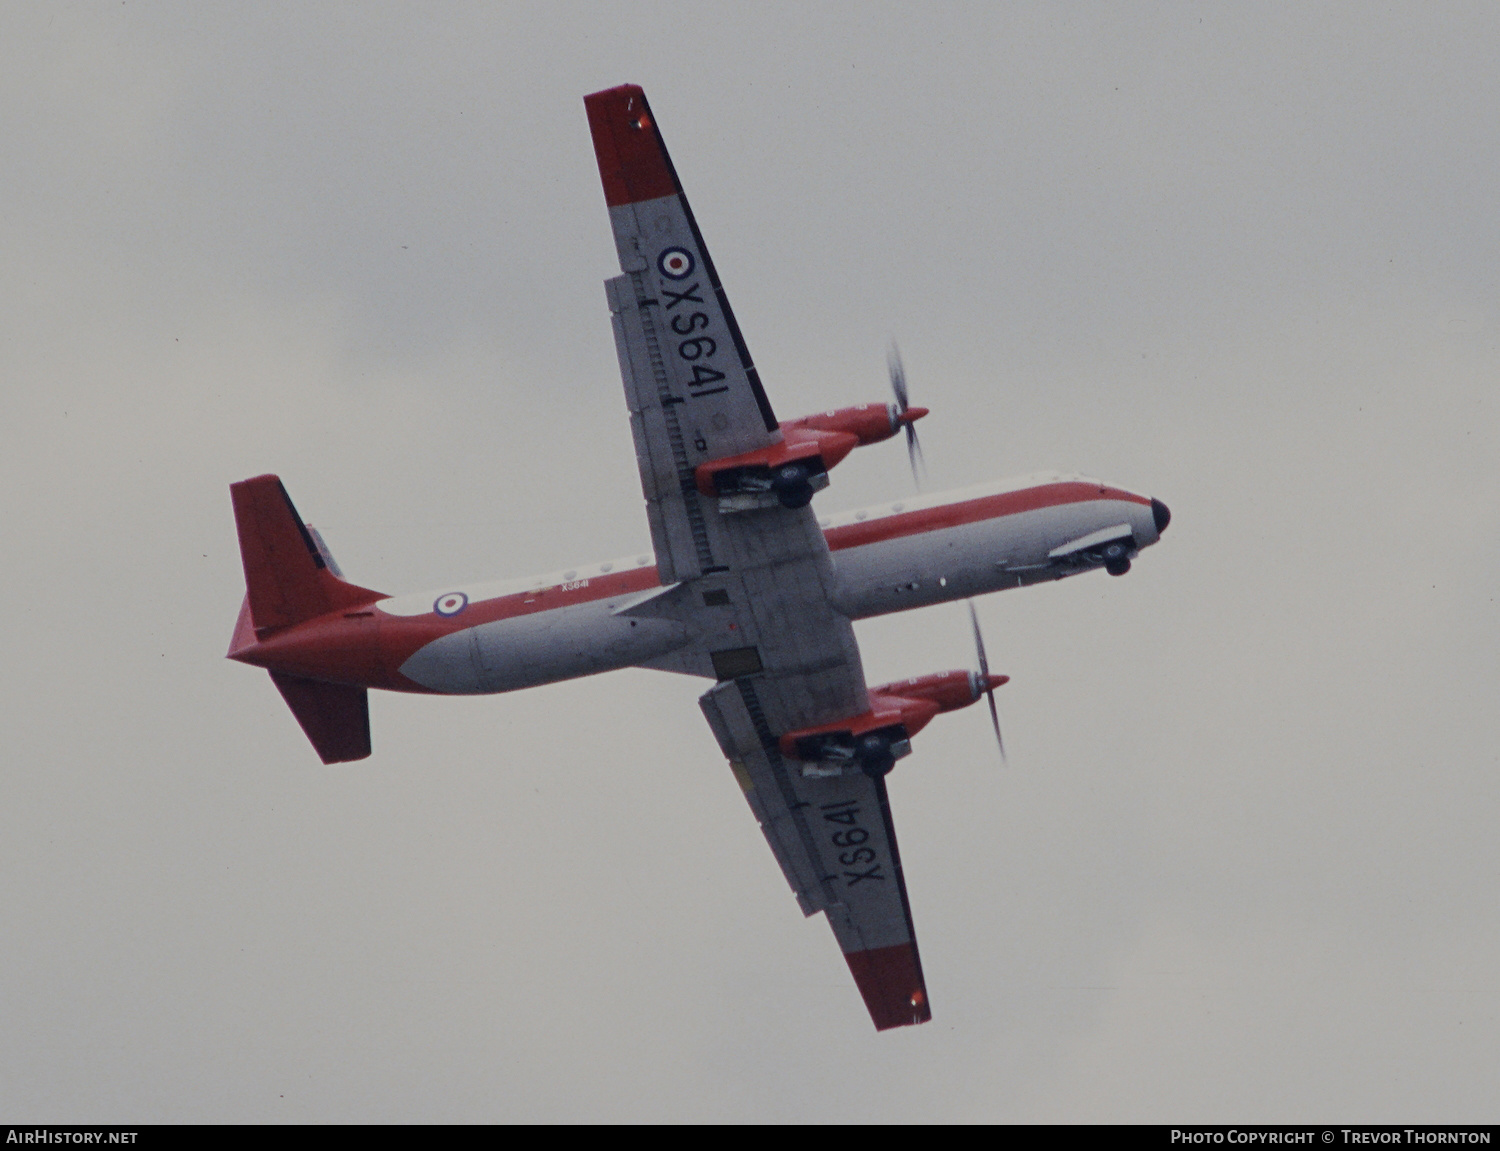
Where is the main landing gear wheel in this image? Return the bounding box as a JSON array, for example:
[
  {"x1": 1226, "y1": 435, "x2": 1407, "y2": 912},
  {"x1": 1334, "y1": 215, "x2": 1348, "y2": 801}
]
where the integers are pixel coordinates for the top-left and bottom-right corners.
[
  {"x1": 858, "y1": 733, "x2": 897, "y2": 778},
  {"x1": 773, "y1": 462, "x2": 816, "y2": 509},
  {"x1": 1102, "y1": 542, "x2": 1132, "y2": 577}
]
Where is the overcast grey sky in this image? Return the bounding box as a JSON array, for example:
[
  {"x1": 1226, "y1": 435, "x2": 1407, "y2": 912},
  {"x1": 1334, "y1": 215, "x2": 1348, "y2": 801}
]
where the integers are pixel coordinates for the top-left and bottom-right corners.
[{"x1": 2, "y1": 2, "x2": 1496, "y2": 1122}]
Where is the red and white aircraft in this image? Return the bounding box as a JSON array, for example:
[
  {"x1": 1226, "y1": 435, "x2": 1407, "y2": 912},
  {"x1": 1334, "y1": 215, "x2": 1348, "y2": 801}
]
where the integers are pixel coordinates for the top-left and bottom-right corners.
[{"x1": 227, "y1": 85, "x2": 1170, "y2": 1031}]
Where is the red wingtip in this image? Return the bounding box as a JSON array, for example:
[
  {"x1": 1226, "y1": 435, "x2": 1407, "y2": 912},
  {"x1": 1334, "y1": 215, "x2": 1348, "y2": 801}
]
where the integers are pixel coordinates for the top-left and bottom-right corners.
[
  {"x1": 584, "y1": 84, "x2": 678, "y2": 207},
  {"x1": 845, "y1": 943, "x2": 931, "y2": 1030}
]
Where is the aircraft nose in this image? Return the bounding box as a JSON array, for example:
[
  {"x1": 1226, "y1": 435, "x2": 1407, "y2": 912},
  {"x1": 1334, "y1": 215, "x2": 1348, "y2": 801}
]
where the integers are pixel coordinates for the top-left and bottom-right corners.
[{"x1": 1151, "y1": 498, "x2": 1171, "y2": 534}]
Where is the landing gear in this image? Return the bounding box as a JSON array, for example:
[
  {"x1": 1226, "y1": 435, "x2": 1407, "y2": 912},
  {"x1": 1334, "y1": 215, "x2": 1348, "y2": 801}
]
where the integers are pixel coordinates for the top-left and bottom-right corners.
[
  {"x1": 1102, "y1": 542, "x2": 1132, "y2": 577},
  {"x1": 858, "y1": 732, "x2": 897, "y2": 778},
  {"x1": 793, "y1": 725, "x2": 912, "y2": 778},
  {"x1": 772, "y1": 462, "x2": 817, "y2": 509},
  {"x1": 853, "y1": 730, "x2": 913, "y2": 777},
  {"x1": 707, "y1": 459, "x2": 830, "y2": 512}
]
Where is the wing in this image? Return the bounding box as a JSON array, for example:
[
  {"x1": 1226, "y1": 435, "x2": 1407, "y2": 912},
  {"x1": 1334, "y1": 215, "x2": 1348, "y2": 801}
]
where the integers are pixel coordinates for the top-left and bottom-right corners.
[
  {"x1": 586, "y1": 84, "x2": 782, "y2": 584},
  {"x1": 701, "y1": 678, "x2": 931, "y2": 1031},
  {"x1": 586, "y1": 85, "x2": 930, "y2": 1030}
]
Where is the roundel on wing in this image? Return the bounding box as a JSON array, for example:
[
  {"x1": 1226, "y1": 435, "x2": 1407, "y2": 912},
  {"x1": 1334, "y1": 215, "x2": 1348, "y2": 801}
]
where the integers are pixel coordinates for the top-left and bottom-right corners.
[
  {"x1": 434, "y1": 591, "x2": 469, "y2": 617},
  {"x1": 657, "y1": 247, "x2": 694, "y2": 279}
]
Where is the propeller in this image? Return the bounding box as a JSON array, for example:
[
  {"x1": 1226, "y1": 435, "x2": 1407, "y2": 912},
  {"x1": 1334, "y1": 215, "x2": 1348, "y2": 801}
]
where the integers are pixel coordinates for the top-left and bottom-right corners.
[
  {"x1": 968, "y1": 601, "x2": 1008, "y2": 764},
  {"x1": 887, "y1": 342, "x2": 927, "y2": 488}
]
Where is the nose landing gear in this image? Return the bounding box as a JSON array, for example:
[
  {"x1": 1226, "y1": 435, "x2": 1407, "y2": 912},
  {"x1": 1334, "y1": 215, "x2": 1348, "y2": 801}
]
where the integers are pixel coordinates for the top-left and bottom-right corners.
[{"x1": 1102, "y1": 542, "x2": 1132, "y2": 577}]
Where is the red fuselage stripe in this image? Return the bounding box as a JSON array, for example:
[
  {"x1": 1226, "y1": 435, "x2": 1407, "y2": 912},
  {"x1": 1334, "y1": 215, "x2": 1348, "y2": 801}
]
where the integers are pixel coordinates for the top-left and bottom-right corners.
[{"x1": 823, "y1": 481, "x2": 1147, "y2": 551}]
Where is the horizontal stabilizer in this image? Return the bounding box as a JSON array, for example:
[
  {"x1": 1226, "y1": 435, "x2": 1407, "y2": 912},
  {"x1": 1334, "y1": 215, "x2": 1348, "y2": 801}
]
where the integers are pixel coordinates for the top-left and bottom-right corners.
[
  {"x1": 230, "y1": 475, "x2": 383, "y2": 632},
  {"x1": 269, "y1": 671, "x2": 371, "y2": 763}
]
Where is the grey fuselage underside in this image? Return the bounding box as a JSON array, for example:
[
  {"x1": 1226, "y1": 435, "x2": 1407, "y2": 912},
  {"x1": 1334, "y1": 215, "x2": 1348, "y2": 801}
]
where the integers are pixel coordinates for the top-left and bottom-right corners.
[{"x1": 393, "y1": 493, "x2": 1160, "y2": 696}]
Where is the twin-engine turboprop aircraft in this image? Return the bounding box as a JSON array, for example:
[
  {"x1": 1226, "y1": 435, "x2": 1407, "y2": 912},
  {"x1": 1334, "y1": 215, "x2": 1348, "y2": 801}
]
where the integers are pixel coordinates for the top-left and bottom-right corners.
[{"x1": 227, "y1": 85, "x2": 1171, "y2": 1031}]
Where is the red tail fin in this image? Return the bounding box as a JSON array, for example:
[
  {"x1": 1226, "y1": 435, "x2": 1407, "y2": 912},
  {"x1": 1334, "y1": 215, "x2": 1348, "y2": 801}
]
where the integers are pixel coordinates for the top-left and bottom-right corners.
[{"x1": 230, "y1": 475, "x2": 383, "y2": 633}]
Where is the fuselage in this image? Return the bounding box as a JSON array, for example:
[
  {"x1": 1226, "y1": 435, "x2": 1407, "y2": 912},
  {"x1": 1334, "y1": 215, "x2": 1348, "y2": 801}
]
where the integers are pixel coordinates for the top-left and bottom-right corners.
[{"x1": 229, "y1": 473, "x2": 1166, "y2": 695}]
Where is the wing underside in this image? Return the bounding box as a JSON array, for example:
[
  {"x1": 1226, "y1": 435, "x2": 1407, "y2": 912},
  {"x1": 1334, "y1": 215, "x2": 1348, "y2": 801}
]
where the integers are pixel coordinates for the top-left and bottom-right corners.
[
  {"x1": 701, "y1": 677, "x2": 931, "y2": 1031},
  {"x1": 587, "y1": 84, "x2": 931, "y2": 1031},
  {"x1": 586, "y1": 84, "x2": 782, "y2": 585}
]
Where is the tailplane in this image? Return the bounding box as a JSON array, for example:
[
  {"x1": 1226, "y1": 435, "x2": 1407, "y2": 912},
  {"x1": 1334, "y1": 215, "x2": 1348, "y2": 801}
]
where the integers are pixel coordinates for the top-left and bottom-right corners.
[{"x1": 270, "y1": 672, "x2": 372, "y2": 763}]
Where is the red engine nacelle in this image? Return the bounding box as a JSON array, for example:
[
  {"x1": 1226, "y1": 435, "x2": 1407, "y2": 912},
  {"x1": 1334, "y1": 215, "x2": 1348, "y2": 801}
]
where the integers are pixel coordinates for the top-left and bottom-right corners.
[
  {"x1": 778, "y1": 667, "x2": 1007, "y2": 775},
  {"x1": 781, "y1": 402, "x2": 927, "y2": 446},
  {"x1": 694, "y1": 402, "x2": 927, "y2": 509}
]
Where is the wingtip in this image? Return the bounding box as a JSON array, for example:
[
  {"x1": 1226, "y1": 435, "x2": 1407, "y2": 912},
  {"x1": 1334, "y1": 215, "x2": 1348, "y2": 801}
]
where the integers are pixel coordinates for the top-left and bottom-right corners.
[
  {"x1": 845, "y1": 942, "x2": 931, "y2": 1030},
  {"x1": 583, "y1": 84, "x2": 677, "y2": 207}
]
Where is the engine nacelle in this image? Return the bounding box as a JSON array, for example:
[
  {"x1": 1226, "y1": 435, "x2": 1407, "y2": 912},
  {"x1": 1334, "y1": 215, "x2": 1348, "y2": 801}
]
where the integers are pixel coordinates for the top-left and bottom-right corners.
[
  {"x1": 782, "y1": 402, "x2": 925, "y2": 445},
  {"x1": 868, "y1": 669, "x2": 1009, "y2": 715},
  {"x1": 693, "y1": 432, "x2": 846, "y2": 510},
  {"x1": 779, "y1": 667, "x2": 1006, "y2": 777},
  {"x1": 695, "y1": 403, "x2": 927, "y2": 511}
]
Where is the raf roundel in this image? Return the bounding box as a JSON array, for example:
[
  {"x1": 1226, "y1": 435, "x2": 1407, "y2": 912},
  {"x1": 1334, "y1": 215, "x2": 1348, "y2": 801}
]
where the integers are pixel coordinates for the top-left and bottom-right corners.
[
  {"x1": 657, "y1": 247, "x2": 694, "y2": 280},
  {"x1": 433, "y1": 591, "x2": 469, "y2": 617}
]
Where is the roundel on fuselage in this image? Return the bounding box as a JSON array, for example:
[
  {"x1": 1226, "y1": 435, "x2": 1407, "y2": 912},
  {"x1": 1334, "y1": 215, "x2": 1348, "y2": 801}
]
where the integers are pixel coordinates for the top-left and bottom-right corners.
[{"x1": 434, "y1": 592, "x2": 469, "y2": 617}]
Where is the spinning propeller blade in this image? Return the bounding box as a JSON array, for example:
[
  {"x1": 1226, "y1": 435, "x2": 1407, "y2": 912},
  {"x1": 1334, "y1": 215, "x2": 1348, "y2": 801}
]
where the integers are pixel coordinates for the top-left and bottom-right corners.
[
  {"x1": 888, "y1": 342, "x2": 926, "y2": 488},
  {"x1": 968, "y1": 601, "x2": 1007, "y2": 764}
]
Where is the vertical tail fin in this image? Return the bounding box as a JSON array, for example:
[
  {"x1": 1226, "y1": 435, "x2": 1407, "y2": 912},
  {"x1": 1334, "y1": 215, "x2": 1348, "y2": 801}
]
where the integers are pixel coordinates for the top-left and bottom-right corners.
[{"x1": 229, "y1": 474, "x2": 383, "y2": 633}]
